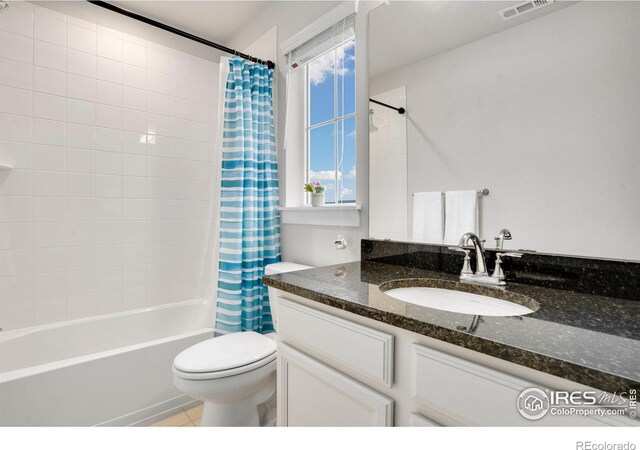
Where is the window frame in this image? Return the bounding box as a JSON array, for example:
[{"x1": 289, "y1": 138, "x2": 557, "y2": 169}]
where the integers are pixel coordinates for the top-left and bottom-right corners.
[{"x1": 305, "y1": 39, "x2": 356, "y2": 205}]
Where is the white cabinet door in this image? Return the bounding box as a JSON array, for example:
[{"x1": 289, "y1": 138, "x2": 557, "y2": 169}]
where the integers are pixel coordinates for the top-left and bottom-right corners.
[{"x1": 278, "y1": 343, "x2": 394, "y2": 427}]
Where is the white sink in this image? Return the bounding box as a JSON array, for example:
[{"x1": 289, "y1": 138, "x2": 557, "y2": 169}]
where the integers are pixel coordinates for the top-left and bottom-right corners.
[{"x1": 383, "y1": 287, "x2": 535, "y2": 317}]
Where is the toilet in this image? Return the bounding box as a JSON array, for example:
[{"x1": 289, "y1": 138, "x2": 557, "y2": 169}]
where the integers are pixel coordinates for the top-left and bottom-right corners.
[{"x1": 172, "y1": 262, "x2": 312, "y2": 427}]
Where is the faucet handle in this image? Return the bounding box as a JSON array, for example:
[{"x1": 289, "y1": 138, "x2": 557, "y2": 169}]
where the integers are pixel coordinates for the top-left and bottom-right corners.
[{"x1": 500, "y1": 252, "x2": 523, "y2": 258}]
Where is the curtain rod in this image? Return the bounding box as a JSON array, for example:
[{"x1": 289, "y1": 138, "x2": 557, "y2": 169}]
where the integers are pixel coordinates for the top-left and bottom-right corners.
[
  {"x1": 369, "y1": 98, "x2": 405, "y2": 115},
  {"x1": 87, "y1": 1, "x2": 275, "y2": 70}
]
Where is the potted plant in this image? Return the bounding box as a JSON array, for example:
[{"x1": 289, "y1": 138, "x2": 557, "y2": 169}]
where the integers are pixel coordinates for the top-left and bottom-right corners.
[{"x1": 304, "y1": 181, "x2": 326, "y2": 207}]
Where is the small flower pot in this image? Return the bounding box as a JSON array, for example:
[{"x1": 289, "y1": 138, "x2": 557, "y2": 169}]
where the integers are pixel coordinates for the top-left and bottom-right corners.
[{"x1": 311, "y1": 192, "x2": 325, "y2": 207}]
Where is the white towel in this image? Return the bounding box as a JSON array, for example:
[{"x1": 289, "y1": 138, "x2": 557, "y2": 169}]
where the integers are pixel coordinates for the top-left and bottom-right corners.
[
  {"x1": 444, "y1": 190, "x2": 478, "y2": 245},
  {"x1": 412, "y1": 192, "x2": 444, "y2": 244}
]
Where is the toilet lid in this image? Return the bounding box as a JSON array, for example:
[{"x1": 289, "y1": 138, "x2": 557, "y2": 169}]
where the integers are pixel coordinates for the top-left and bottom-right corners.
[{"x1": 173, "y1": 331, "x2": 277, "y2": 374}]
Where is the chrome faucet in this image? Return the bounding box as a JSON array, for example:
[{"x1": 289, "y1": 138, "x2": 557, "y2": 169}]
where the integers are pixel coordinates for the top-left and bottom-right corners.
[
  {"x1": 494, "y1": 228, "x2": 512, "y2": 250},
  {"x1": 451, "y1": 232, "x2": 522, "y2": 286}
]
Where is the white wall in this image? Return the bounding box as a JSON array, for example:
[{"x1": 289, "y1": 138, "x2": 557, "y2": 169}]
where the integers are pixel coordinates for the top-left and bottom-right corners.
[
  {"x1": 369, "y1": 86, "x2": 407, "y2": 241},
  {"x1": 0, "y1": 1, "x2": 219, "y2": 330},
  {"x1": 226, "y1": 1, "x2": 375, "y2": 268},
  {"x1": 370, "y1": 2, "x2": 640, "y2": 260}
]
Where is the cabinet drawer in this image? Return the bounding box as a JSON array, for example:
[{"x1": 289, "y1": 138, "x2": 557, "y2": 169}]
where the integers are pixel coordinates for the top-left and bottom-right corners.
[
  {"x1": 413, "y1": 344, "x2": 620, "y2": 426},
  {"x1": 410, "y1": 412, "x2": 440, "y2": 427},
  {"x1": 277, "y1": 298, "x2": 394, "y2": 387},
  {"x1": 278, "y1": 343, "x2": 394, "y2": 426}
]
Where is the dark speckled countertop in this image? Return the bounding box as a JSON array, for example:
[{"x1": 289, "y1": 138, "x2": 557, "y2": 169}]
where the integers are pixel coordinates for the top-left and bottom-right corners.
[{"x1": 263, "y1": 261, "x2": 640, "y2": 393}]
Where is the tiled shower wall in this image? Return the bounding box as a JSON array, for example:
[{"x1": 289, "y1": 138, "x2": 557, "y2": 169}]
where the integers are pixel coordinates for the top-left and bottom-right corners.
[
  {"x1": 369, "y1": 86, "x2": 407, "y2": 241},
  {"x1": 0, "y1": 2, "x2": 219, "y2": 331}
]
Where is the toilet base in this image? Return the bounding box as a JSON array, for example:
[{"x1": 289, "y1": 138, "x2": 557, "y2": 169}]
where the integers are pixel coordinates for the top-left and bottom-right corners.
[{"x1": 201, "y1": 397, "x2": 262, "y2": 427}]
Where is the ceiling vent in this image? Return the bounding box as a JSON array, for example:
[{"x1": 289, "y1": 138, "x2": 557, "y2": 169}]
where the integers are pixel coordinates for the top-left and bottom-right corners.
[{"x1": 498, "y1": 0, "x2": 555, "y2": 21}]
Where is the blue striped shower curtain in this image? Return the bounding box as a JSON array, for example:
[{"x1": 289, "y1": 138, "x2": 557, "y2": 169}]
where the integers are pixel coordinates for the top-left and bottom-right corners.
[{"x1": 214, "y1": 57, "x2": 280, "y2": 335}]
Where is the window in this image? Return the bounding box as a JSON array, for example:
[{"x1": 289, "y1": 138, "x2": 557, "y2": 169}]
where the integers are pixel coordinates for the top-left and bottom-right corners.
[{"x1": 307, "y1": 39, "x2": 356, "y2": 204}]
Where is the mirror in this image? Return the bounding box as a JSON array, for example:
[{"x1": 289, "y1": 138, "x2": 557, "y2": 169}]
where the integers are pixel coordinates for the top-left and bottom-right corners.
[{"x1": 368, "y1": 1, "x2": 640, "y2": 260}]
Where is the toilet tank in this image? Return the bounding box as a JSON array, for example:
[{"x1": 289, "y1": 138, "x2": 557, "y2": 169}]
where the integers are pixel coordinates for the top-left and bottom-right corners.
[{"x1": 264, "y1": 262, "x2": 313, "y2": 331}]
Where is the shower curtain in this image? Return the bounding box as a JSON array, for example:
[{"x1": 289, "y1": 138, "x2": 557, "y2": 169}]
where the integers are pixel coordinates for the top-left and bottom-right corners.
[{"x1": 214, "y1": 57, "x2": 281, "y2": 335}]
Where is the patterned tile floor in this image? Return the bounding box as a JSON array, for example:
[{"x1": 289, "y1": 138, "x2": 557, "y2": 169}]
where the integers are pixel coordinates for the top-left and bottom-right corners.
[{"x1": 151, "y1": 404, "x2": 203, "y2": 427}]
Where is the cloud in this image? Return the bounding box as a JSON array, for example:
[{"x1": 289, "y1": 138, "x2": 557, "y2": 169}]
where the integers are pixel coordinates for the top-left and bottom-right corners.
[
  {"x1": 309, "y1": 40, "x2": 355, "y2": 86},
  {"x1": 341, "y1": 187, "x2": 353, "y2": 196},
  {"x1": 309, "y1": 170, "x2": 341, "y2": 181},
  {"x1": 347, "y1": 166, "x2": 356, "y2": 178}
]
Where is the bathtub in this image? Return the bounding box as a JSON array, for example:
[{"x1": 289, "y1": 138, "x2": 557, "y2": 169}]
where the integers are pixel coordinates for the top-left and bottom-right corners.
[{"x1": 0, "y1": 298, "x2": 215, "y2": 426}]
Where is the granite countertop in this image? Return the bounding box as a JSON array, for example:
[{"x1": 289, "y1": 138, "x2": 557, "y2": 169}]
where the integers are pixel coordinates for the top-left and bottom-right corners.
[{"x1": 263, "y1": 261, "x2": 640, "y2": 393}]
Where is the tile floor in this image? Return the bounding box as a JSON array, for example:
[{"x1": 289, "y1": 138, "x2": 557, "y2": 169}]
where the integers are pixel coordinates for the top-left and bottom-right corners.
[{"x1": 151, "y1": 404, "x2": 203, "y2": 427}]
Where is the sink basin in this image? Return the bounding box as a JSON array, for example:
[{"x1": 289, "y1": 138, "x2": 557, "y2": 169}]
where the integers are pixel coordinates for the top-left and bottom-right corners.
[{"x1": 380, "y1": 279, "x2": 538, "y2": 317}]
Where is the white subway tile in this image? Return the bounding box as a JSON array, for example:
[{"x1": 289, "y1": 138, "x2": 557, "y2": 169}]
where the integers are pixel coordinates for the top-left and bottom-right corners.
[
  {"x1": 0, "y1": 113, "x2": 32, "y2": 143},
  {"x1": 33, "y1": 119, "x2": 65, "y2": 146},
  {"x1": 170, "y1": 96, "x2": 189, "y2": 119},
  {"x1": 33, "y1": 92, "x2": 66, "y2": 121},
  {"x1": 65, "y1": 172, "x2": 94, "y2": 197},
  {"x1": 33, "y1": 171, "x2": 65, "y2": 196},
  {"x1": 33, "y1": 196, "x2": 65, "y2": 222},
  {"x1": 67, "y1": 23, "x2": 96, "y2": 54},
  {"x1": 122, "y1": 109, "x2": 146, "y2": 133},
  {"x1": 122, "y1": 154, "x2": 146, "y2": 177},
  {"x1": 96, "y1": 80, "x2": 122, "y2": 107},
  {"x1": 148, "y1": 70, "x2": 170, "y2": 94},
  {"x1": 96, "y1": 104, "x2": 122, "y2": 130},
  {"x1": 0, "y1": 168, "x2": 31, "y2": 195},
  {"x1": 34, "y1": 40, "x2": 65, "y2": 71},
  {"x1": 34, "y1": 297, "x2": 66, "y2": 325},
  {"x1": 124, "y1": 41, "x2": 147, "y2": 68},
  {"x1": 95, "y1": 174, "x2": 121, "y2": 198},
  {"x1": 66, "y1": 198, "x2": 94, "y2": 222},
  {"x1": 95, "y1": 244, "x2": 122, "y2": 269},
  {"x1": 0, "y1": 141, "x2": 32, "y2": 169},
  {"x1": 67, "y1": 270, "x2": 95, "y2": 296},
  {"x1": 96, "y1": 289, "x2": 122, "y2": 314},
  {"x1": 122, "y1": 263, "x2": 146, "y2": 286},
  {"x1": 0, "y1": 248, "x2": 32, "y2": 277},
  {"x1": 34, "y1": 13, "x2": 66, "y2": 46},
  {"x1": 147, "y1": 92, "x2": 170, "y2": 115},
  {"x1": 67, "y1": 16, "x2": 96, "y2": 31},
  {"x1": 190, "y1": 81, "x2": 211, "y2": 103},
  {"x1": 67, "y1": 49, "x2": 96, "y2": 78},
  {"x1": 122, "y1": 176, "x2": 146, "y2": 198},
  {"x1": 123, "y1": 64, "x2": 146, "y2": 90},
  {"x1": 95, "y1": 198, "x2": 121, "y2": 222},
  {"x1": 170, "y1": 54, "x2": 189, "y2": 79},
  {"x1": 67, "y1": 74, "x2": 96, "y2": 101},
  {"x1": 190, "y1": 101, "x2": 209, "y2": 123},
  {"x1": 123, "y1": 33, "x2": 146, "y2": 47},
  {"x1": 33, "y1": 222, "x2": 67, "y2": 248},
  {"x1": 0, "y1": 57, "x2": 33, "y2": 90},
  {"x1": 65, "y1": 148, "x2": 94, "y2": 174},
  {"x1": 0, "y1": 30, "x2": 33, "y2": 64},
  {"x1": 66, "y1": 123, "x2": 94, "y2": 149},
  {"x1": 66, "y1": 98, "x2": 96, "y2": 126},
  {"x1": 33, "y1": 247, "x2": 66, "y2": 274},
  {"x1": 0, "y1": 275, "x2": 33, "y2": 305},
  {"x1": 122, "y1": 131, "x2": 146, "y2": 155},
  {"x1": 170, "y1": 76, "x2": 189, "y2": 99},
  {"x1": 94, "y1": 221, "x2": 121, "y2": 245},
  {"x1": 67, "y1": 292, "x2": 97, "y2": 320},
  {"x1": 121, "y1": 86, "x2": 146, "y2": 111},
  {"x1": 147, "y1": 113, "x2": 170, "y2": 137},
  {"x1": 0, "y1": 3, "x2": 33, "y2": 37},
  {"x1": 95, "y1": 151, "x2": 122, "y2": 175},
  {"x1": 97, "y1": 32, "x2": 123, "y2": 61},
  {"x1": 0, "y1": 196, "x2": 32, "y2": 222},
  {"x1": 97, "y1": 57, "x2": 123, "y2": 84},
  {"x1": 67, "y1": 223, "x2": 95, "y2": 247},
  {"x1": 94, "y1": 127, "x2": 121, "y2": 152},
  {"x1": 0, "y1": 85, "x2": 33, "y2": 116},
  {"x1": 0, "y1": 301, "x2": 34, "y2": 331},
  {"x1": 33, "y1": 5, "x2": 65, "y2": 21},
  {"x1": 96, "y1": 26, "x2": 122, "y2": 39},
  {"x1": 32, "y1": 144, "x2": 65, "y2": 171},
  {"x1": 148, "y1": 48, "x2": 170, "y2": 73},
  {"x1": 0, "y1": 223, "x2": 33, "y2": 250}
]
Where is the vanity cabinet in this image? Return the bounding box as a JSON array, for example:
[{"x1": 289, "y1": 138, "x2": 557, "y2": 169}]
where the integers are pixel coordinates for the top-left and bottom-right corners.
[
  {"x1": 276, "y1": 294, "x2": 637, "y2": 427},
  {"x1": 278, "y1": 344, "x2": 394, "y2": 426}
]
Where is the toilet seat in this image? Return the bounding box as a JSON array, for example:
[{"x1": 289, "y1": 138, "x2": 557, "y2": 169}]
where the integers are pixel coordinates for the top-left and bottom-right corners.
[{"x1": 173, "y1": 331, "x2": 277, "y2": 381}]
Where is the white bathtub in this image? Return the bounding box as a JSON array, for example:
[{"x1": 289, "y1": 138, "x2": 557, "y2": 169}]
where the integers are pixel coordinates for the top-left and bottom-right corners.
[{"x1": 0, "y1": 298, "x2": 215, "y2": 426}]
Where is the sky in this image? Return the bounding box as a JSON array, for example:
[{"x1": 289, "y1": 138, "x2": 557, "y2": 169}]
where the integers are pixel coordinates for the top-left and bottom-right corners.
[{"x1": 308, "y1": 40, "x2": 356, "y2": 203}]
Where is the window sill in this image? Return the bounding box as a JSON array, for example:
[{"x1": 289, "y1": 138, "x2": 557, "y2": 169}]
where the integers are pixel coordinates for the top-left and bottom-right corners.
[{"x1": 279, "y1": 205, "x2": 362, "y2": 227}]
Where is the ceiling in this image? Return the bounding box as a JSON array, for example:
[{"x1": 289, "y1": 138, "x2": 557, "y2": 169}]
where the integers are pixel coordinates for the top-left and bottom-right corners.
[
  {"x1": 110, "y1": 1, "x2": 271, "y2": 44},
  {"x1": 369, "y1": 1, "x2": 577, "y2": 78}
]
